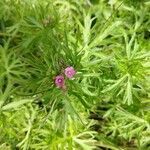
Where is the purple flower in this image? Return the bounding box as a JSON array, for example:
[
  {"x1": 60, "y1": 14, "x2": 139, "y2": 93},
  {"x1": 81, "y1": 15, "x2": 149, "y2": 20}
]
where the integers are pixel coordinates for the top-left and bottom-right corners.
[
  {"x1": 64, "y1": 66, "x2": 76, "y2": 78},
  {"x1": 55, "y1": 75, "x2": 65, "y2": 88}
]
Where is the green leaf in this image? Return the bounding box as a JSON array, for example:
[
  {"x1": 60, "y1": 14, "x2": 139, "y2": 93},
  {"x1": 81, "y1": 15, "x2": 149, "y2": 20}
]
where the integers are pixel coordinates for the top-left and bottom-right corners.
[
  {"x1": 123, "y1": 74, "x2": 133, "y2": 105},
  {"x1": 102, "y1": 74, "x2": 127, "y2": 93},
  {"x1": 2, "y1": 99, "x2": 33, "y2": 111}
]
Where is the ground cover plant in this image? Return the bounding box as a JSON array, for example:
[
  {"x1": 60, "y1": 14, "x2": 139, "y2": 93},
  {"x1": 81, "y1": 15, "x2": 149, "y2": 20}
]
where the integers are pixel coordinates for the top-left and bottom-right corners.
[{"x1": 0, "y1": 0, "x2": 150, "y2": 149}]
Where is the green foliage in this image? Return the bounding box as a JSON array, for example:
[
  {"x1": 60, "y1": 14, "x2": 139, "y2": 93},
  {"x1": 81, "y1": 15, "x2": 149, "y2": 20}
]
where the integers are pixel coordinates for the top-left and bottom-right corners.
[{"x1": 0, "y1": 0, "x2": 150, "y2": 149}]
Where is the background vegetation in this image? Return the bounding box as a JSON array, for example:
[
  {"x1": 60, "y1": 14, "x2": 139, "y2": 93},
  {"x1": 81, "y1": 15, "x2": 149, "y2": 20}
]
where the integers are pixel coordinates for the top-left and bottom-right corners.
[{"x1": 0, "y1": 0, "x2": 150, "y2": 149}]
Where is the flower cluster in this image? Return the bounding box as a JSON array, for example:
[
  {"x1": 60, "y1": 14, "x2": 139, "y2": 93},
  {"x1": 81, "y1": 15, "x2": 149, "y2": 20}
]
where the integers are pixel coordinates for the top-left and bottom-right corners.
[{"x1": 54, "y1": 66, "x2": 76, "y2": 89}]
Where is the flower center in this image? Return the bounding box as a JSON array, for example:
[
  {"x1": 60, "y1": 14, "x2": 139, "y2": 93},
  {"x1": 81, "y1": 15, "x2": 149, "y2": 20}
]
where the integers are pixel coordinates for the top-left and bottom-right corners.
[
  {"x1": 67, "y1": 71, "x2": 72, "y2": 75},
  {"x1": 58, "y1": 79, "x2": 62, "y2": 83}
]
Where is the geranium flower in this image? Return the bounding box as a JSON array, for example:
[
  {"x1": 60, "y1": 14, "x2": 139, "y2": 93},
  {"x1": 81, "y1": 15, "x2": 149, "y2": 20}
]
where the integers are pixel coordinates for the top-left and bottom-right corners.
[
  {"x1": 64, "y1": 66, "x2": 76, "y2": 78},
  {"x1": 55, "y1": 75, "x2": 65, "y2": 88}
]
